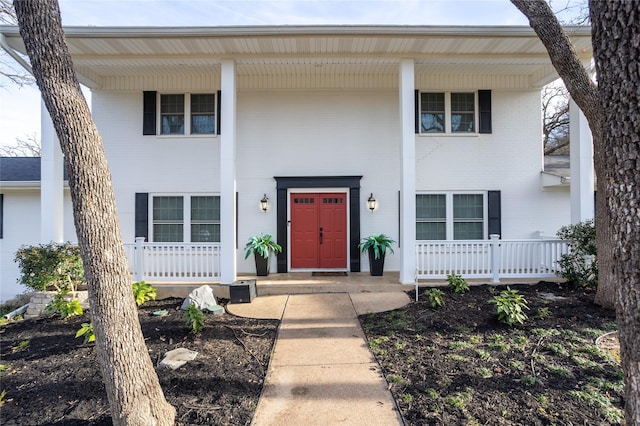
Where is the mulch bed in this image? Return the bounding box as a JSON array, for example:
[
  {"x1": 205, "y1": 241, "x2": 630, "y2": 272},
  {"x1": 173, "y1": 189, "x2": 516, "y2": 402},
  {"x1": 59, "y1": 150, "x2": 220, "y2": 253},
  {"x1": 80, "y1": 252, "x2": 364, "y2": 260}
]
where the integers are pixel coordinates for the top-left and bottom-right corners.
[
  {"x1": 0, "y1": 299, "x2": 278, "y2": 425},
  {"x1": 359, "y1": 281, "x2": 624, "y2": 425}
]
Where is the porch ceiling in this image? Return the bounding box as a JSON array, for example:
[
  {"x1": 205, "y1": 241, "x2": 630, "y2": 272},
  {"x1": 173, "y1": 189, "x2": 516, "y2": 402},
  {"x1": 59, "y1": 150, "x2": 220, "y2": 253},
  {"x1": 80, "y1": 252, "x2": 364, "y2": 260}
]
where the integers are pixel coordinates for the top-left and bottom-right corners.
[{"x1": 1, "y1": 25, "x2": 592, "y2": 87}]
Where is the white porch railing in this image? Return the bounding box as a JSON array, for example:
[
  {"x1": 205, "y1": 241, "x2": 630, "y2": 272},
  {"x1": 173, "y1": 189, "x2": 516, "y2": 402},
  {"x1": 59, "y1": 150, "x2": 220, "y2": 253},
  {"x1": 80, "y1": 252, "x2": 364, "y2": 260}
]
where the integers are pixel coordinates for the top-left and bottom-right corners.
[
  {"x1": 124, "y1": 238, "x2": 221, "y2": 282},
  {"x1": 416, "y1": 235, "x2": 569, "y2": 282}
]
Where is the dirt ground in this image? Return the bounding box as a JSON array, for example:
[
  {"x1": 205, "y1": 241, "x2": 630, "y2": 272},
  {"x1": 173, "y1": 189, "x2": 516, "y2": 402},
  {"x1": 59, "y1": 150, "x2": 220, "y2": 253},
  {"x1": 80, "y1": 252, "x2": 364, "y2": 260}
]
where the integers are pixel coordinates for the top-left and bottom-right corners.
[
  {"x1": 0, "y1": 281, "x2": 624, "y2": 425},
  {"x1": 360, "y1": 281, "x2": 624, "y2": 425},
  {"x1": 0, "y1": 298, "x2": 278, "y2": 425}
]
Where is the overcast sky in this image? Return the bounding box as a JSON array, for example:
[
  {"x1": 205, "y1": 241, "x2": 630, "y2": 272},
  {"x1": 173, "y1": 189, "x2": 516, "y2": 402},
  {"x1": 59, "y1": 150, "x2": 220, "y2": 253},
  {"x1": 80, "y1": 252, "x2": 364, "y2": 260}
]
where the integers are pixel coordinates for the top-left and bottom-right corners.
[{"x1": 0, "y1": 0, "x2": 581, "y2": 148}]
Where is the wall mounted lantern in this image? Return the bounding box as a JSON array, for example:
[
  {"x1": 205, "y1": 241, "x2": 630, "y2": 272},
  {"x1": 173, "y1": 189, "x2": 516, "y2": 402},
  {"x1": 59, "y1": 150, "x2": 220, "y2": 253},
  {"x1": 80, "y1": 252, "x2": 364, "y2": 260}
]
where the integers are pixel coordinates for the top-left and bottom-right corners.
[
  {"x1": 367, "y1": 193, "x2": 377, "y2": 212},
  {"x1": 260, "y1": 194, "x2": 269, "y2": 212}
]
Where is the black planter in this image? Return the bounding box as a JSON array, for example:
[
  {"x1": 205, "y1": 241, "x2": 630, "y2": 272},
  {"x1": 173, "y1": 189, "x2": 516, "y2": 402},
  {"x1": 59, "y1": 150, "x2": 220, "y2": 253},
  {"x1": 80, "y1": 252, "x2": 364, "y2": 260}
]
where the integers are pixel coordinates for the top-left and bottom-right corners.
[
  {"x1": 368, "y1": 248, "x2": 385, "y2": 276},
  {"x1": 254, "y1": 255, "x2": 270, "y2": 276}
]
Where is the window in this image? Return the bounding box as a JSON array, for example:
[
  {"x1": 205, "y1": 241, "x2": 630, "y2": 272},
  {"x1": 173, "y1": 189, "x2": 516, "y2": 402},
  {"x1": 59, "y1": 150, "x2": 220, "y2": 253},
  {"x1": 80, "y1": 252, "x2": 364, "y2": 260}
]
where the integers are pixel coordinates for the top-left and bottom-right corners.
[
  {"x1": 419, "y1": 92, "x2": 476, "y2": 134},
  {"x1": 152, "y1": 195, "x2": 220, "y2": 242},
  {"x1": 159, "y1": 93, "x2": 216, "y2": 135},
  {"x1": 416, "y1": 193, "x2": 486, "y2": 240}
]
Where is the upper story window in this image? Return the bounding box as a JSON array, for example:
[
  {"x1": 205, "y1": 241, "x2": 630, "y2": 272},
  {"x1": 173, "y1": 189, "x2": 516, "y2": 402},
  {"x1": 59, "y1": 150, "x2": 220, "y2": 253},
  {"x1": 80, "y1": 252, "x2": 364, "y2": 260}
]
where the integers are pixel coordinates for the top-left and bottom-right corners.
[
  {"x1": 416, "y1": 192, "x2": 486, "y2": 240},
  {"x1": 420, "y1": 92, "x2": 476, "y2": 134},
  {"x1": 160, "y1": 93, "x2": 216, "y2": 135},
  {"x1": 143, "y1": 91, "x2": 219, "y2": 136}
]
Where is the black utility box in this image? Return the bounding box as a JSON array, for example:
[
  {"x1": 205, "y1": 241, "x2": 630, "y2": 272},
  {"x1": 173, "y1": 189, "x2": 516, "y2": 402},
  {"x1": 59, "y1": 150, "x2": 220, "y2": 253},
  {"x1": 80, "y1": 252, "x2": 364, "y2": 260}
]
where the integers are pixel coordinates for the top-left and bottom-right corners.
[{"x1": 230, "y1": 279, "x2": 257, "y2": 304}]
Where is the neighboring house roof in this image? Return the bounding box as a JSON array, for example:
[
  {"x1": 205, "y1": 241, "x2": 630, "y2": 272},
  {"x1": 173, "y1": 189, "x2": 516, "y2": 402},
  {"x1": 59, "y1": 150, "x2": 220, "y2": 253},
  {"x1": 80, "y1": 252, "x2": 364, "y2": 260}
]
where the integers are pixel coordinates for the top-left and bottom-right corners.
[
  {"x1": 0, "y1": 157, "x2": 67, "y2": 187},
  {"x1": 0, "y1": 25, "x2": 593, "y2": 90},
  {"x1": 0, "y1": 157, "x2": 41, "y2": 182}
]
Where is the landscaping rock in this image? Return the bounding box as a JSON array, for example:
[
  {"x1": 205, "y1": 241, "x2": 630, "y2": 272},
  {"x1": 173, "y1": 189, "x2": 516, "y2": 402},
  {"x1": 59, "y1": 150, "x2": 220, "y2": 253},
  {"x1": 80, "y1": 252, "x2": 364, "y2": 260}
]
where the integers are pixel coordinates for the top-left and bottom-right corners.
[
  {"x1": 159, "y1": 347, "x2": 198, "y2": 370},
  {"x1": 181, "y1": 285, "x2": 219, "y2": 312}
]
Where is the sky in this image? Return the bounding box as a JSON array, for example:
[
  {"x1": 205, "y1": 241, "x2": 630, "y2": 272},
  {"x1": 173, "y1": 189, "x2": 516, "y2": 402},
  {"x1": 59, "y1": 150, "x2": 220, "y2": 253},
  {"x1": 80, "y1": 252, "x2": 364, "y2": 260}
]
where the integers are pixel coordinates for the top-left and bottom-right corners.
[{"x1": 0, "y1": 0, "x2": 579, "y2": 148}]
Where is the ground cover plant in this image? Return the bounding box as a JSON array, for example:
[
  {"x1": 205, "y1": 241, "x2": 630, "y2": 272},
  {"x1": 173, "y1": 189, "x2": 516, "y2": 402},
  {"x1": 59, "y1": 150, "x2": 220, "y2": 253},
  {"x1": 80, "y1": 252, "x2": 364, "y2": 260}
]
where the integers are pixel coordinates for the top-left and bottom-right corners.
[
  {"x1": 360, "y1": 281, "x2": 623, "y2": 425},
  {"x1": 0, "y1": 298, "x2": 278, "y2": 425}
]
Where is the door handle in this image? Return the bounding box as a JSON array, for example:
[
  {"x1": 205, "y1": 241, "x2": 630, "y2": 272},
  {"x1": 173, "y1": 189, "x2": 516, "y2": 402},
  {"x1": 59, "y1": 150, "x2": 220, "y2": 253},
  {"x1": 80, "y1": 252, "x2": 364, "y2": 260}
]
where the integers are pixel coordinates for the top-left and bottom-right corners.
[{"x1": 319, "y1": 227, "x2": 323, "y2": 244}]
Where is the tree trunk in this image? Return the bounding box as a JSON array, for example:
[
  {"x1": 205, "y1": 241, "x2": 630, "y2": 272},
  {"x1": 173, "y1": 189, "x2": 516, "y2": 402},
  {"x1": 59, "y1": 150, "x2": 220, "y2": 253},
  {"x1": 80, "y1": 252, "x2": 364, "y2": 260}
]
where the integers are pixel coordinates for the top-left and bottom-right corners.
[
  {"x1": 590, "y1": 2, "x2": 640, "y2": 423},
  {"x1": 14, "y1": 1, "x2": 175, "y2": 424},
  {"x1": 509, "y1": 0, "x2": 615, "y2": 310}
]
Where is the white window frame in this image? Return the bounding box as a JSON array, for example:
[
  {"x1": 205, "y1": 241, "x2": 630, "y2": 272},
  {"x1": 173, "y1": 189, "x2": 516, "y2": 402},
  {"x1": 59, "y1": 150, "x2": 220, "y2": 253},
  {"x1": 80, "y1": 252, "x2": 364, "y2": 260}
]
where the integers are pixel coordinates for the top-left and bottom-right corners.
[
  {"x1": 419, "y1": 91, "x2": 478, "y2": 135},
  {"x1": 158, "y1": 92, "x2": 217, "y2": 137},
  {"x1": 416, "y1": 191, "x2": 488, "y2": 240},
  {"x1": 150, "y1": 194, "x2": 220, "y2": 243}
]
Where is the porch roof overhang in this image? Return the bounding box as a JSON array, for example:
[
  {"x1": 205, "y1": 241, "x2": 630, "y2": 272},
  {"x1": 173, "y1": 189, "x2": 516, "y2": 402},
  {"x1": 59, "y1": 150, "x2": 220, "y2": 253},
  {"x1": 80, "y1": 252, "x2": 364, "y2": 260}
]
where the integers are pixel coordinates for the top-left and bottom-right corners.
[{"x1": 0, "y1": 24, "x2": 593, "y2": 90}]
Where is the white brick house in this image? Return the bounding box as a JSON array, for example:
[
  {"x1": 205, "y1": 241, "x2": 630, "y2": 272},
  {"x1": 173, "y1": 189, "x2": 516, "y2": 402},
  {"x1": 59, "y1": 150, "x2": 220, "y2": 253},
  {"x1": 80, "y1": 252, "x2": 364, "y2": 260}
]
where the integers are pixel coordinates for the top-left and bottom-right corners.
[{"x1": 0, "y1": 25, "x2": 595, "y2": 302}]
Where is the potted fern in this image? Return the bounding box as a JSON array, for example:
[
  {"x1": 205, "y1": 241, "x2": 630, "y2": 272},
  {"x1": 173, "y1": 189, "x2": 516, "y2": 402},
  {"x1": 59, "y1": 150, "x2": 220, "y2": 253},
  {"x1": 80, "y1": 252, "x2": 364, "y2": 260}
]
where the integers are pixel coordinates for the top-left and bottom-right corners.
[
  {"x1": 358, "y1": 234, "x2": 395, "y2": 276},
  {"x1": 244, "y1": 233, "x2": 282, "y2": 276}
]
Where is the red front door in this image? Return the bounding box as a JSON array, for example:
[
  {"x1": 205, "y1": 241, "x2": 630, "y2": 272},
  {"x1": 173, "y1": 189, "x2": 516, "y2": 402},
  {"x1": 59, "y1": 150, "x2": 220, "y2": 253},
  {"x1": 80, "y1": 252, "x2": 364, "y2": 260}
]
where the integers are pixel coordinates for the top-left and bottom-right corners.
[{"x1": 290, "y1": 193, "x2": 347, "y2": 269}]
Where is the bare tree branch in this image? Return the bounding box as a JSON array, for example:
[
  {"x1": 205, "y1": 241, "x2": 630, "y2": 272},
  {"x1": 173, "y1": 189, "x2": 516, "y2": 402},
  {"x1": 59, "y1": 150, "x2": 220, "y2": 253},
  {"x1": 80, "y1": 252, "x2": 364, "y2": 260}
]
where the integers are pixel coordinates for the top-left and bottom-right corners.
[
  {"x1": 0, "y1": 133, "x2": 40, "y2": 156},
  {"x1": 542, "y1": 84, "x2": 570, "y2": 154}
]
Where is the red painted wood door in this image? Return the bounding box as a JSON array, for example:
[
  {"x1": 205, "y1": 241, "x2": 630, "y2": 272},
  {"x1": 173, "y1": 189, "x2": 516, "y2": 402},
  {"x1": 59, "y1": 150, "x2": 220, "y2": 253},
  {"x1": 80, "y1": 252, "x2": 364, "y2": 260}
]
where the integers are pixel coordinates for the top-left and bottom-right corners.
[{"x1": 290, "y1": 193, "x2": 347, "y2": 269}]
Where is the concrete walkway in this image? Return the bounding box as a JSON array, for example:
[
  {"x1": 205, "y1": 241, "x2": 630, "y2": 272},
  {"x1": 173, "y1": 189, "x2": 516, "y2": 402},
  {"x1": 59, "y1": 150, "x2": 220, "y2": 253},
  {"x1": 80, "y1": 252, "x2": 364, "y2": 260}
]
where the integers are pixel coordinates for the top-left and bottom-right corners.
[{"x1": 227, "y1": 292, "x2": 411, "y2": 426}]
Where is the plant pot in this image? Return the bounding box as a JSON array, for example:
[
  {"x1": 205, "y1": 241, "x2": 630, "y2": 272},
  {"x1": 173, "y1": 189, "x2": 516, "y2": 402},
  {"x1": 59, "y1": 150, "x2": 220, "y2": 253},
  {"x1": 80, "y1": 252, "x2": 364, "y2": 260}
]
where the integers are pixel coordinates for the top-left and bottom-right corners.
[
  {"x1": 368, "y1": 248, "x2": 385, "y2": 276},
  {"x1": 254, "y1": 255, "x2": 270, "y2": 276}
]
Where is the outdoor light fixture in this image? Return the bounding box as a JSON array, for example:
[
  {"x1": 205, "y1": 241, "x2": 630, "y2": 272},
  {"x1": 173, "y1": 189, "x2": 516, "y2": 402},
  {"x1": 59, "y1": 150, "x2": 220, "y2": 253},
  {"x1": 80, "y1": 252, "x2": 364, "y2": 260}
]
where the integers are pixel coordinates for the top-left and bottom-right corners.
[
  {"x1": 260, "y1": 194, "x2": 269, "y2": 212},
  {"x1": 367, "y1": 193, "x2": 377, "y2": 212}
]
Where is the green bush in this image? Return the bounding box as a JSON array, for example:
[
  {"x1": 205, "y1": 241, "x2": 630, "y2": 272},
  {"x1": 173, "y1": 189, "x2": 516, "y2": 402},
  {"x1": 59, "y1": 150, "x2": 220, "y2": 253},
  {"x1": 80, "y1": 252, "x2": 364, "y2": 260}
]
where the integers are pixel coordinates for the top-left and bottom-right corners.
[
  {"x1": 45, "y1": 290, "x2": 83, "y2": 319},
  {"x1": 132, "y1": 281, "x2": 157, "y2": 307},
  {"x1": 183, "y1": 304, "x2": 205, "y2": 334},
  {"x1": 556, "y1": 220, "x2": 597, "y2": 287},
  {"x1": 447, "y1": 274, "x2": 469, "y2": 294},
  {"x1": 14, "y1": 242, "x2": 84, "y2": 292},
  {"x1": 75, "y1": 322, "x2": 95, "y2": 344},
  {"x1": 424, "y1": 288, "x2": 445, "y2": 308},
  {"x1": 489, "y1": 287, "x2": 529, "y2": 326}
]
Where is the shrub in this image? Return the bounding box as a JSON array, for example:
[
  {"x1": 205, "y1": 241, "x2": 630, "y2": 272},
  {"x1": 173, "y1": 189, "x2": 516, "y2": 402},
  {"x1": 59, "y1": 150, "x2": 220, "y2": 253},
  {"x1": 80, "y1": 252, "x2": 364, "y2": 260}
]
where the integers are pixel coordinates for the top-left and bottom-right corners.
[
  {"x1": 183, "y1": 304, "x2": 204, "y2": 334},
  {"x1": 45, "y1": 290, "x2": 83, "y2": 319},
  {"x1": 424, "y1": 289, "x2": 445, "y2": 308},
  {"x1": 75, "y1": 322, "x2": 95, "y2": 344},
  {"x1": 489, "y1": 287, "x2": 529, "y2": 326},
  {"x1": 556, "y1": 220, "x2": 597, "y2": 287},
  {"x1": 132, "y1": 281, "x2": 157, "y2": 307},
  {"x1": 446, "y1": 274, "x2": 469, "y2": 294},
  {"x1": 14, "y1": 242, "x2": 84, "y2": 292}
]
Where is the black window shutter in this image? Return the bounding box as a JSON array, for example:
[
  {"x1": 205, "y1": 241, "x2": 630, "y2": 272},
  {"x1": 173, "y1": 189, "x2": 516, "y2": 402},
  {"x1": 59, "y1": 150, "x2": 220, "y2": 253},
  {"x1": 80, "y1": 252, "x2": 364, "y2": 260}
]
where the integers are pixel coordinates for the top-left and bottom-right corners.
[
  {"x1": 414, "y1": 90, "x2": 420, "y2": 134},
  {"x1": 143, "y1": 91, "x2": 157, "y2": 135},
  {"x1": 487, "y1": 190, "x2": 501, "y2": 237},
  {"x1": 135, "y1": 193, "x2": 149, "y2": 241},
  {"x1": 216, "y1": 90, "x2": 221, "y2": 135},
  {"x1": 478, "y1": 90, "x2": 492, "y2": 134},
  {"x1": 0, "y1": 194, "x2": 3, "y2": 239}
]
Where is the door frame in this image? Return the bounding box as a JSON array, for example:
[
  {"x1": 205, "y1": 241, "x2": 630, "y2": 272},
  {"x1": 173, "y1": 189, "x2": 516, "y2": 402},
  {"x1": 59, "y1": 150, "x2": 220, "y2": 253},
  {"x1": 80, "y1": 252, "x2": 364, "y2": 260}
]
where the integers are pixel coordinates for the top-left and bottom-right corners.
[
  {"x1": 274, "y1": 176, "x2": 363, "y2": 273},
  {"x1": 288, "y1": 189, "x2": 349, "y2": 271}
]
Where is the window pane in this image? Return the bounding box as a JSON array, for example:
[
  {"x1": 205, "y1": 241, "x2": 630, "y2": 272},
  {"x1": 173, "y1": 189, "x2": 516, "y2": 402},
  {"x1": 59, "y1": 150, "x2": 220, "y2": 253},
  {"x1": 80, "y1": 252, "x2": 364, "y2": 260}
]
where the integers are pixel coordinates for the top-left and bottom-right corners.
[
  {"x1": 421, "y1": 93, "x2": 445, "y2": 133},
  {"x1": 154, "y1": 224, "x2": 184, "y2": 242},
  {"x1": 191, "y1": 224, "x2": 220, "y2": 242},
  {"x1": 451, "y1": 93, "x2": 475, "y2": 133},
  {"x1": 417, "y1": 222, "x2": 446, "y2": 240},
  {"x1": 161, "y1": 115, "x2": 184, "y2": 134},
  {"x1": 153, "y1": 196, "x2": 183, "y2": 221},
  {"x1": 454, "y1": 222, "x2": 483, "y2": 240},
  {"x1": 191, "y1": 196, "x2": 220, "y2": 242},
  {"x1": 191, "y1": 94, "x2": 215, "y2": 113},
  {"x1": 453, "y1": 194, "x2": 483, "y2": 240},
  {"x1": 453, "y1": 194, "x2": 483, "y2": 219},
  {"x1": 191, "y1": 115, "x2": 215, "y2": 134},
  {"x1": 191, "y1": 94, "x2": 216, "y2": 134},
  {"x1": 191, "y1": 196, "x2": 220, "y2": 221},
  {"x1": 160, "y1": 94, "x2": 184, "y2": 135},
  {"x1": 416, "y1": 194, "x2": 446, "y2": 219}
]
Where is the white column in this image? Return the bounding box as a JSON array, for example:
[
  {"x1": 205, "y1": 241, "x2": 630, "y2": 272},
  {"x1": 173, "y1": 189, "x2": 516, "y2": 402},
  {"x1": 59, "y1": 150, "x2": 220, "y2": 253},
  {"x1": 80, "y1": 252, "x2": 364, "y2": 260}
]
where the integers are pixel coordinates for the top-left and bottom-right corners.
[
  {"x1": 40, "y1": 101, "x2": 64, "y2": 243},
  {"x1": 569, "y1": 99, "x2": 594, "y2": 223},
  {"x1": 399, "y1": 59, "x2": 416, "y2": 284},
  {"x1": 220, "y1": 60, "x2": 237, "y2": 284}
]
